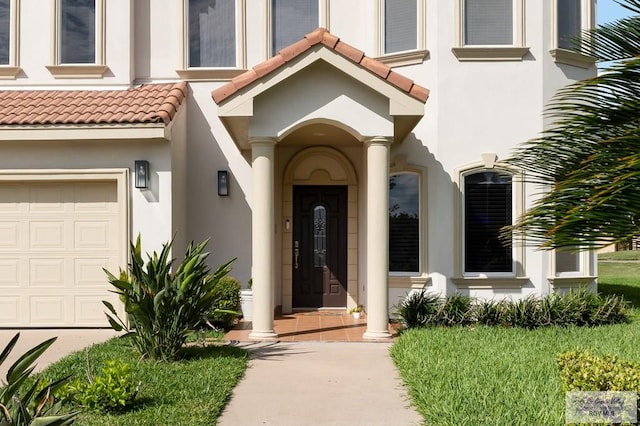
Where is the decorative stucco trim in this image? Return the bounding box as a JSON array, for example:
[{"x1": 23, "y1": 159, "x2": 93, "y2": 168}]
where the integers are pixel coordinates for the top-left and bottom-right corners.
[
  {"x1": 175, "y1": 68, "x2": 247, "y2": 80},
  {"x1": 389, "y1": 275, "x2": 430, "y2": 289},
  {"x1": 0, "y1": 67, "x2": 21, "y2": 79},
  {"x1": 451, "y1": 277, "x2": 531, "y2": 289},
  {"x1": 45, "y1": 65, "x2": 109, "y2": 78},
  {"x1": 451, "y1": 47, "x2": 530, "y2": 61},
  {"x1": 548, "y1": 276, "x2": 597, "y2": 289},
  {"x1": 375, "y1": 49, "x2": 429, "y2": 67},
  {"x1": 549, "y1": 49, "x2": 595, "y2": 69}
]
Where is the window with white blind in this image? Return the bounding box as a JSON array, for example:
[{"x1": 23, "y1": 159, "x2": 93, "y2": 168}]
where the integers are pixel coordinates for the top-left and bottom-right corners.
[
  {"x1": 384, "y1": 0, "x2": 417, "y2": 54},
  {"x1": 271, "y1": 0, "x2": 319, "y2": 56},
  {"x1": 557, "y1": 0, "x2": 581, "y2": 50},
  {"x1": 188, "y1": 0, "x2": 236, "y2": 67},
  {"x1": 555, "y1": 250, "x2": 580, "y2": 274},
  {"x1": 463, "y1": 170, "x2": 514, "y2": 274},
  {"x1": 389, "y1": 173, "x2": 420, "y2": 274},
  {"x1": 59, "y1": 0, "x2": 96, "y2": 64},
  {"x1": 0, "y1": 0, "x2": 9, "y2": 65},
  {"x1": 464, "y1": 0, "x2": 513, "y2": 46}
]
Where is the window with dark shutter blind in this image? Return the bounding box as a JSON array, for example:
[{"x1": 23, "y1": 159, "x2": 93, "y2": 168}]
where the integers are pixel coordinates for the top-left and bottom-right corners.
[
  {"x1": 464, "y1": 171, "x2": 512, "y2": 273},
  {"x1": 558, "y1": 0, "x2": 581, "y2": 50},
  {"x1": 464, "y1": 0, "x2": 513, "y2": 46},
  {"x1": 60, "y1": 0, "x2": 95, "y2": 64},
  {"x1": 389, "y1": 173, "x2": 419, "y2": 273},
  {"x1": 188, "y1": 0, "x2": 236, "y2": 68}
]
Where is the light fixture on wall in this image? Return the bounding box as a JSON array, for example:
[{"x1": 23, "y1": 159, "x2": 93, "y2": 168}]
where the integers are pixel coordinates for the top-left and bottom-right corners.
[
  {"x1": 218, "y1": 170, "x2": 229, "y2": 196},
  {"x1": 134, "y1": 160, "x2": 150, "y2": 189}
]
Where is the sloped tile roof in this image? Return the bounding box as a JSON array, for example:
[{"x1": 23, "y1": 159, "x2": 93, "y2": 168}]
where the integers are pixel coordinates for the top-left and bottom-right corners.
[
  {"x1": 212, "y1": 28, "x2": 430, "y2": 104},
  {"x1": 0, "y1": 82, "x2": 187, "y2": 126}
]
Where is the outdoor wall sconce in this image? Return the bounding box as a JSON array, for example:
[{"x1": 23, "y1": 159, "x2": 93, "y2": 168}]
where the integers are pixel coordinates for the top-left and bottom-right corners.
[
  {"x1": 218, "y1": 170, "x2": 229, "y2": 196},
  {"x1": 134, "y1": 160, "x2": 150, "y2": 189}
]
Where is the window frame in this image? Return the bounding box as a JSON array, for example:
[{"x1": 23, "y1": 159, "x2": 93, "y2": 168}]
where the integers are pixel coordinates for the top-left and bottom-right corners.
[
  {"x1": 47, "y1": 0, "x2": 107, "y2": 78},
  {"x1": 550, "y1": 0, "x2": 595, "y2": 69},
  {"x1": 177, "y1": 0, "x2": 247, "y2": 80},
  {"x1": 388, "y1": 157, "x2": 429, "y2": 289},
  {"x1": 0, "y1": 0, "x2": 20, "y2": 79},
  {"x1": 452, "y1": 158, "x2": 527, "y2": 288},
  {"x1": 267, "y1": 0, "x2": 328, "y2": 59},
  {"x1": 376, "y1": 0, "x2": 428, "y2": 67},
  {"x1": 452, "y1": 0, "x2": 529, "y2": 61}
]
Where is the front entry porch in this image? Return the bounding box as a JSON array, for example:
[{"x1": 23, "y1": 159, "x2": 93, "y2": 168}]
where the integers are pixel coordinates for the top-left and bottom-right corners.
[{"x1": 212, "y1": 28, "x2": 428, "y2": 341}]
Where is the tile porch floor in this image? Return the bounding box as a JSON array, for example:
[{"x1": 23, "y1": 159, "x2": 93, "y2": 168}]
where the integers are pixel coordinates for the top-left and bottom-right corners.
[{"x1": 224, "y1": 311, "x2": 399, "y2": 342}]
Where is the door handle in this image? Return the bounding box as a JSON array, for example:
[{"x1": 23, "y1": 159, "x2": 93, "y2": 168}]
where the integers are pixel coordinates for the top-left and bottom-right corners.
[{"x1": 294, "y1": 240, "x2": 299, "y2": 269}]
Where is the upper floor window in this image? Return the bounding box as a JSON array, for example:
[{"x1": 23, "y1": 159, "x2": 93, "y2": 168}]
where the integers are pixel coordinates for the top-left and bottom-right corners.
[
  {"x1": 557, "y1": 0, "x2": 581, "y2": 49},
  {"x1": 384, "y1": 0, "x2": 417, "y2": 54},
  {"x1": 59, "y1": 0, "x2": 96, "y2": 64},
  {"x1": 0, "y1": 0, "x2": 9, "y2": 65},
  {"x1": 389, "y1": 173, "x2": 420, "y2": 274},
  {"x1": 453, "y1": 0, "x2": 528, "y2": 61},
  {"x1": 271, "y1": 0, "x2": 325, "y2": 56},
  {"x1": 463, "y1": 170, "x2": 513, "y2": 274},
  {"x1": 188, "y1": 0, "x2": 236, "y2": 67},
  {"x1": 550, "y1": 0, "x2": 595, "y2": 68},
  {"x1": 464, "y1": 0, "x2": 513, "y2": 46}
]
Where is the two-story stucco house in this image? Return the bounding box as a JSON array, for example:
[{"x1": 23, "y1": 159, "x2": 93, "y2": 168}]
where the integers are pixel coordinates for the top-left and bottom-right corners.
[{"x1": 0, "y1": 0, "x2": 597, "y2": 339}]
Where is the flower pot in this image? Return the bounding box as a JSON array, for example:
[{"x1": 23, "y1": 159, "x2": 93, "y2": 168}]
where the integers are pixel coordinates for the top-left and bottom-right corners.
[
  {"x1": 240, "y1": 289, "x2": 253, "y2": 321},
  {"x1": 352, "y1": 312, "x2": 361, "y2": 319}
]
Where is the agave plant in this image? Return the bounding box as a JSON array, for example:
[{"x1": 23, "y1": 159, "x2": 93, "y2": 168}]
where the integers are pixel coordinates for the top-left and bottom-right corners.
[
  {"x1": 0, "y1": 333, "x2": 78, "y2": 426},
  {"x1": 103, "y1": 235, "x2": 236, "y2": 361}
]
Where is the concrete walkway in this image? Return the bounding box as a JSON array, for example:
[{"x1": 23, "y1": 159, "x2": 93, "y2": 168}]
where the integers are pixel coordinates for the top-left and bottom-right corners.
[
  {"x1": 0, "y1": 329, "x2": 118, "y2": 379},
  {"x1": 218, "y1": 341, "x2": 422, "y2": 426}
]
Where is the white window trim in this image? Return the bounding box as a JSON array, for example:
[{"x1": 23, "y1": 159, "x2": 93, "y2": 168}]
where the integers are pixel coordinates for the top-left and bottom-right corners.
[
  {"x1": 47, "y1": 0, "x2": 107, "y2": 78},
  {"x1": 550, "y1": 0, "x2": 595, "y2": 69},
  {"x1": 266, "y1": 0, "x2": 329, "y2": 59},
  {"x1": 452, "y1": 156, "x2": 528, "y2": 288},
  {"x1": 452, "y1": 0, "x2": 529, "y2": 61},
  {"x1": 375, "y1": 0, "x2": 429, "y2": 67},
  {"x1": 388, "y1": 156, "x2": 429, "y2": 289},
  {"x1": 0, "y1": 0, "x2": 20, "y2": 79},
  {"x1": 176, "y1": 0, "x2": 246, "y2": 81}
]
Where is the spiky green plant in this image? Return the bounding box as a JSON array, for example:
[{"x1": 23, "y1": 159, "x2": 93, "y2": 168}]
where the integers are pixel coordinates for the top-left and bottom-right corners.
[
  {"x1": 0, "y1": 333, "x2": 78, "y2": 425},
  {"x1": 505, "y1": 0, "x2": 640, "y2": 249},
  {"x1": 103, "y1": 236, "x2": 236, "y2": 361}
]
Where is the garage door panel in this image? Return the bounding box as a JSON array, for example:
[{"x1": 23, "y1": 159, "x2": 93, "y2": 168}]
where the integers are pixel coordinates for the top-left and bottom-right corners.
[
  {"x1": 0, "y1": 180, "x2": 124, "y2": 327},
  {"x1": 29, "y1": 258, "x2": 66, "y2": 288},
  {"x1": 30, "y1": 221, "x2": 65, "y2": 249},
  {"x1": 75, "y1": 221, "x2": 111, "y2": 249},
  {"x1": 0, "y1": 297, "x2": 20, "y2": 322},
  {"x1": 0, "y1": 260, "x2": 20, "y2": 287},
  {"x1": 30, "y1": 296, "x2": 66, "y2": 324},
  {"x1": 75, "y1": 258, "x2": 112, "y2": 287},
  {"x1": 0, "y1": 222, "x2": 20, "y2": 249}
]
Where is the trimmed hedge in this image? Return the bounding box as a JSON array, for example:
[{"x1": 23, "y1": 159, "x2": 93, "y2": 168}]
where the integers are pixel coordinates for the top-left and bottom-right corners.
[
  {"x1": 206, "y1": 275, "x2": 241, "y2": 329},
  {"x1": 557, "y1": 350, "x2": 640, "y2": 392},
  {"x1": 395, "y1": 289, "x2": 630, "y2": 329}
]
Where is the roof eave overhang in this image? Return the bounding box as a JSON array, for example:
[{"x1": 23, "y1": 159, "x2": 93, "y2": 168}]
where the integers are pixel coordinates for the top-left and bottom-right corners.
[
  {"x1": 216, "y1": 46, "x2": 425, "y2": 150},
  {"x1": 0, "y1": 122, "x2": 172, "y2": 142}
]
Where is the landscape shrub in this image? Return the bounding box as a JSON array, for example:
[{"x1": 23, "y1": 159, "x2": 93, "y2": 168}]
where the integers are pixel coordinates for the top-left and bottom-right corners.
[
  {"x1": 557, "y1": 350, "x2": 640, "y2": 392},
  {"x1": 206, "y1": 276, "x2": 241, "y2": 329},
  {"x1": 0, "y1": 333, "x2": 78, "y2": 426},
  {"x1": 395, "y1": 289, "x2": 630, "y2": 330},
  {"x1": 103, "y1": 235, "x2": 236, "y2": 361},
  {"x1": 62, "y1": 359, "x2": 138, "y2": 412}
]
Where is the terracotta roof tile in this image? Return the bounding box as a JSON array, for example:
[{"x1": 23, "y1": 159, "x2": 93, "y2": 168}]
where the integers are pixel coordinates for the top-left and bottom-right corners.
[
  {"x1": 212, "y1": 28, "x2": 429, "y2": 105},
  {"x1": 0, "y1": 82, "x2": 188, "y2": 126}
]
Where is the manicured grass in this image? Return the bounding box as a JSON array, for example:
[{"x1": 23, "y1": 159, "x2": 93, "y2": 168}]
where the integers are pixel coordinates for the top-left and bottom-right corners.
[
  {"x1": 598, "y1": 251, "x2": 640, "y2": 307},
  {"x1": 38, "y1": 337, "x2": 247, "y2": 425},
  {"x1": 391, "y1": 321, "x2": 640, "y2": 426}
]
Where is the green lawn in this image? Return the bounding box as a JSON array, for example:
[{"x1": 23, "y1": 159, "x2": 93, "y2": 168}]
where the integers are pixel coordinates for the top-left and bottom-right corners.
[
  {"x1": 391, "y1": 251, "x2": 640, "y2": 426},
  {"x1": 38, "y1": 337, "x2": 247, "y2": 425}
]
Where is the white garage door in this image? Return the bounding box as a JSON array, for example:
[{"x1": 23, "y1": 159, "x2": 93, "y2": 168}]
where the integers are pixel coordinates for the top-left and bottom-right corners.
[{"x1": 0, "y1": 180, "x2": 124, "y2": 327}]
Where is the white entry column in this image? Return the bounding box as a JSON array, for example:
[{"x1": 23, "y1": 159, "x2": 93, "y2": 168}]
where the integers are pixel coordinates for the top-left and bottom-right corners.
[
  {"x1": 364, "y1": 136, "x2": 393, "y2": 339},
  {"x1": 249, "y1": 138, "x2": 278, "y2": 340}
]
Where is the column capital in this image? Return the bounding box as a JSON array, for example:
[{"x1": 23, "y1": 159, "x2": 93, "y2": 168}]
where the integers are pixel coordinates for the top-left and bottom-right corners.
[
  {"x1": 248, "y1": 137, "x2": 278, "y2": 147},
  {"x1": 363, "y1": 136, "x2": 393, "y2": 147}
]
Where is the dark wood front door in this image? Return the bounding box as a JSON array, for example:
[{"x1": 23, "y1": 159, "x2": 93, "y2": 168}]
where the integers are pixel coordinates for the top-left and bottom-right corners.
[{"x1": 292, "y1": 186, "x2": 347, "y2": 308}]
